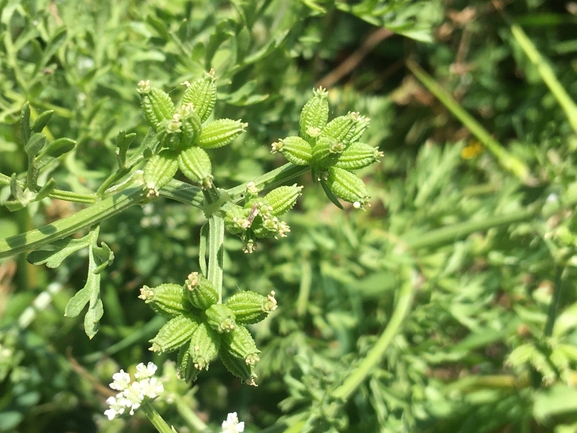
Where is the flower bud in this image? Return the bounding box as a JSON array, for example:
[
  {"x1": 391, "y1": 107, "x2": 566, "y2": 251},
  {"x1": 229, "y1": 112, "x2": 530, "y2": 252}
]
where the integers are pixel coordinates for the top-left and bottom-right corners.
[
  {"x1": 143, "y1": 150, "x2": 179, "y2": 197},
  {"x1": 189, "y1": 322, "x2": 220, "y2": 370},
  {"x1": 263, "y1": 184, "x2": 303, "y2": 217},
  {"x1": 205, "y1": 304, "x2": 236, "y2": 333},
  {"x1": 219, "y1": 348, "x2": 257, "y2": 386},
  {"x1": 149, "y1": 314, "x2": 201, "y2": 353},
  {"x1": 299, "y1": 87, "x2": 329, "y2": 141},
  {"x1": 326, "y1": 167, "x2": 369, "y2": 206},
  {"x1": 139, "y1": 283, "x2": 190, "y2": 317},
  {"x1": 198, "y1": 119, "x2": 247, "y2": 149},
  {"x1": 185, "y1": 272, "x2": 218, "y2": 310},
  {"x1": 333, "y1": 142, "x2": 383, "y2": 170},
  {"x1": 271, "y1": 136, "x2": 312, "y2": 166},
  {"x1": 223, "y1": 203, "x2": 252, "y2": 234},
  {"x1": 177, "y1": 146, "x2": 213, "y2": 188},
  {"x1": 223, "y1": 325, "x2": 260, "y2": 365},
  {"x1": 139, "y1": 84, "x2": 175, "y2": 131},
  {"x1": 225, "y1": 290, "x2": 277, "y2": 324},
  {"x1": 181, "y1": 70, "x2": 217, "y2": 123}
]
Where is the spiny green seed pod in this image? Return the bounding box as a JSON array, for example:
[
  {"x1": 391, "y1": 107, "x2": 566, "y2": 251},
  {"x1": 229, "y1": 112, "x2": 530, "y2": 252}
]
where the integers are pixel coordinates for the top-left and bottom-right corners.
[
  {"x1": 143, "y1": 150, "x2": 179, "y2": 197},
  {"x1": 178, "y1": 104, "x2": 202, "y2": 148},
  {"x1": 299, "y1": 87, "x2": 329, "y2": 141},
  {"x1": 224, "y1": 325, "x2": 260, "y2": 365},
  {"x1": 138, "y1": 82, "x2": 175, "y2": 131},
  {"x1": 139, "y1": 283, "x2": 190, "y2": 318},
  {"x1": 177, "y1": 340, "x2": 202, "y2": 383},
  {"x1": 205, "y1": 304, "x2": 236, "y2": 333},
  {"x1": 198, "y1": 119, "x2": 247, "y2": 149},
  {"x1": 320, "y1": 112, "x2": 358, "y2": 144},
  {"x1": 311, "y1": 136, "x2": 345, "y2": 168},
  {"x1": 189, "y1": 322, "x2": 221, "y2": 370},
  {"x1": 263, "y1": 184, "x2": 303, "y2": 217},
  {"x1": 185, "y1": 272, "x2": 218, "y2": 310},
  {"x1": 181, "y1": 71, "x2": 217, "y2": 123},
  {"x1": 225, "y1": 290, "x2": 278, "y2": 325},
  {"x1": 348, "y1": 114, "x2": 370, "y2": 143},
  {"x1": 149, "y1": 314, "x2": 201, "y2": 353},
  {"x1": 178, "y1": 146, "x2": 213, "y2": 188},
  {"x1": 333, "y1": 142, "x2": 383, "y2": 170},
  {"x1": 326, "y1": 167, "x2": 369, "y2": 207},
  {"x1": 219, "y1": 348, "x2": 257, "y2": 386},
  {"x1": 271, "y1": 136, "x2": 312, "y2": 166}
]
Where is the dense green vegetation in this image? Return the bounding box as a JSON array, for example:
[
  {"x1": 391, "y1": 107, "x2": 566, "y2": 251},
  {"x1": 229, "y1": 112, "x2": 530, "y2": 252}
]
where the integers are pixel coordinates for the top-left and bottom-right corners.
[{"x1": 1, "y1": 1, "x2": 577, "y2": 432}]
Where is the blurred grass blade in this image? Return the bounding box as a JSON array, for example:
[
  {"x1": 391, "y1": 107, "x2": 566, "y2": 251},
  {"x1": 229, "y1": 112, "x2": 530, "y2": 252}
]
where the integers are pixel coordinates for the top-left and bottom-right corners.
[
  {"x1": 406, "y1": 60, "x2": 532, "y2": 183},
  {"x1": 510, "y1": 23, "x2": 577, "y2": 135}
]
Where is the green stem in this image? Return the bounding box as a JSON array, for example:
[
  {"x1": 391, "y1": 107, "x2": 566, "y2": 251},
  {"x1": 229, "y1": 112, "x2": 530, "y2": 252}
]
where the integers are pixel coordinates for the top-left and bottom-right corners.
[
  {"x1": 141, "y1": 400, "x2": 174, "y2": 433},
  {"x1": 544, "y1": 266, "x2": 564, "y2": 338},
  {"x1": 174, "y1": 396, "x2": 208, "y2": 432},
  {"x1": 331, "y1": 266, "x2": 415, "y2": 401},
  {"x1": 406, "y1": 60, "x2": 531, "y2": 183},
  {"x1": 0, "y1": 172, "x2": 97, "y2": 204},
  {"x1": 402, "y1": 205, "x2": 539, "y2": 251},
  {"x1": 0, "y1": 185, "x2": 145, "y2": 259},
  {"x1": 208, "y1": 215, "x2": 225, "y2": 302},
  {"x1": 509, "y1": 23, "x2": 577, "y2": 135}
]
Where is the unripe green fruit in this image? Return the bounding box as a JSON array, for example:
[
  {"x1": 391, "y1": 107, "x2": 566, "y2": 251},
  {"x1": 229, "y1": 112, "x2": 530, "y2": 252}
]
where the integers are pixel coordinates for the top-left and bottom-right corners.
[
  {"x1": 311, "y1": 136, "x2": 344, "y2": 168},
  {"x1": 149, "y1": 314, "x2": 201, "y2": 353},
  {"x1": 139, "y1": 283, "x2": 190, "y2": 317},
  {"x1": 223, "y1": 325, "x2": 260, "y2": 365},
  {"x1": 138, "y1": 82, "x2": 175, "y2": 131},
  {"x1": 348, "y1": 114, "x2": 371, "y2": 143},
  {"x1": 189, "y1": 322, "x2": 220, "y2": 370},
  {"x1": 225, "y1": 290, "x2": 278, "y2": 324},
  {"x1": 333, "y1": 142, "x2": 383, "y2": 170},
  {"x1": 185, "y1": 272, "x2": 218, "y2": 310},
  {"x1": 219, "y1": 348, "x2": 257, "y2": 386},
  {"x1": 198, "y1": 119, "x2": 247, "y2": 149},
  {"x1": 177, "y1": 146, "x2": 213, "y2": 187},
  {"x1": 143, "y1": 150, "x2": 179, "y2": 197},
  {"x1": 271, "y1": 136, "x2": 312, "y2": 166},
  {"x1": 205, "y1": 304, "x2": 236, "y2": 333},
  {"x1": 326, "y1": 167, "x2": 369, "y2": 206},
  {"x1": 263, "y1": 184, "x2": 303, "y2": 217},
  {"x1": 320, "y1": 112, "x2": 357, "y2": 144},
  {"x1": 177, "y1": 104, "x2": 203, "y2": 148},
  {"x1": 177, "y1": 340, "x2": 201, "y2": 383},
  {"x1": 299, "y1": 87, "x2": 329, "y2": 141},
  {"x1": 181, "y1": 70, "x2": 217, "y2": 123}
]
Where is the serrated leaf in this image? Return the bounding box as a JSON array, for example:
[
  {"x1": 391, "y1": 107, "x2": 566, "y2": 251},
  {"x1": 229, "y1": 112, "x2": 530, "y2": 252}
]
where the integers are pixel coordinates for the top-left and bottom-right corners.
[{"x1": 27, "y1": 235, "x2": 92, "y2": 268}]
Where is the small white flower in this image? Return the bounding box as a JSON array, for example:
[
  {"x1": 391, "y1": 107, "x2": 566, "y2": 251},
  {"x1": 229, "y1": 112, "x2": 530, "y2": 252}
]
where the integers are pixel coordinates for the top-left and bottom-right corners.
[
  {"x1": 221, "y1": 412, "x2": 245, "y2": 433},
  {"x1": 139, "y1": 377, "x2": 164, "y2": 399},
  {"x1": 110, "y1": 370, "x2": 131, "y2": 391},
  {"x1": 135, "y1": 361, "x2": 158, "y2": 379}
]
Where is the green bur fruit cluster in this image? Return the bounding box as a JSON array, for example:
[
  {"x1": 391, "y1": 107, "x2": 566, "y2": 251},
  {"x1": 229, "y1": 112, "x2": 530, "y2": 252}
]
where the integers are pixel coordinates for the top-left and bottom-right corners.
[
  {"x1": 222, "y1": 182, "x2": 303, "y2": 253},
  {"x1": 271, "y1": 88, "x2": 383, "y2": 208},
  {"x1": 137, "y1": 70, "x2": 247, "y2": 196},
  {"x1": 139, "y1": 273, "x2": 277, "y2": 385}
]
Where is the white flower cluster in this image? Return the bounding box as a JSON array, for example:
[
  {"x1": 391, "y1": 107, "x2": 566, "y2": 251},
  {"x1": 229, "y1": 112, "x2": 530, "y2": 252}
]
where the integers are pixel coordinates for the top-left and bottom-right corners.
[
  {"x1": 221, "y1": 412, "x2": 245, "y2": 433},
  {"x1": 104, "y1": 362, "x2": 164, "y2": 420}
]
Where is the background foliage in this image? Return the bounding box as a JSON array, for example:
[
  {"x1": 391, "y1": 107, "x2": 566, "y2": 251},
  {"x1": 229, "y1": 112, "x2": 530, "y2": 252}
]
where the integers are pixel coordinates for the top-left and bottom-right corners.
[{"x1": 1, "y1": 0, "x2": 577, "y2": 432}]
